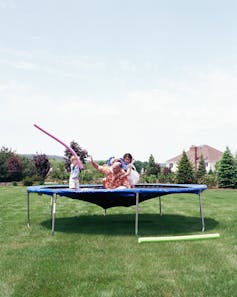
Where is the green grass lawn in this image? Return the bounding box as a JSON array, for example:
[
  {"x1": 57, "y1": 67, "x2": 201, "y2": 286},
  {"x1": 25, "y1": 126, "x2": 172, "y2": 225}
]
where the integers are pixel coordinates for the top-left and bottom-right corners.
[{"x1": 0, "y1": 186, "x2": 236, "y2": 297}]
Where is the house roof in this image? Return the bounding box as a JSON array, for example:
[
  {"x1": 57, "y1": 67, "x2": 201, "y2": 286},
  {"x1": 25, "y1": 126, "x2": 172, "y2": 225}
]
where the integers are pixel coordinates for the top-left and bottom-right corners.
[{"x1": 166, "y1": 145, "x2": 223, "y2": 165}]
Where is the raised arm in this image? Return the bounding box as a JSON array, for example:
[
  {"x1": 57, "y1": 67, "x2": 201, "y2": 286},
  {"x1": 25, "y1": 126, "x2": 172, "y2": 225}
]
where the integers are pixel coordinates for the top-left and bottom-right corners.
[{"x1": 90, "y1": 156, "x2": 99, "y2": 170}]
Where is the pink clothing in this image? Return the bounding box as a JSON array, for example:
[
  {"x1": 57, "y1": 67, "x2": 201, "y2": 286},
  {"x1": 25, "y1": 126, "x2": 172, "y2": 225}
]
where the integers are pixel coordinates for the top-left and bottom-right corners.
[{"x1": 98, "y1": 165, "x2": 131, "y2": 189}]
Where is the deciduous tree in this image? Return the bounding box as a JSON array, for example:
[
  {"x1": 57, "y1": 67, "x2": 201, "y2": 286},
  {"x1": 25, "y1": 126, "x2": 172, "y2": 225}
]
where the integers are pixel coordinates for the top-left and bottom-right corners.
[
  {"x1": 7, "y1": 155, "x2": 23, "y2": 181},
  {"x1": 33, "y1": 154, "x2": 50, "y2": 182},
  {"x1": 64, "y1": 140, "x2": 88, "y2": 172},
  {"x1": 0, "y1": 147, "x2": 15, "y2": 181}
]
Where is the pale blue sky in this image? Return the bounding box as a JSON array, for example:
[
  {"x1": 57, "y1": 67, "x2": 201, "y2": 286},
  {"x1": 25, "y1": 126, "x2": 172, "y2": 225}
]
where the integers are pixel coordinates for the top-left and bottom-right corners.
[{"x1": 1, "y1": 0, "x2": 237, "y2": 162}]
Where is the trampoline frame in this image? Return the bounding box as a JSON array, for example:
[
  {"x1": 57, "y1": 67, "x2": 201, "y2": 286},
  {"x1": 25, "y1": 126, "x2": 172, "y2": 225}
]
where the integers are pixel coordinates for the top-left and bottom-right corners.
[{"x1": 26, "y1": 183, "x2": 207, "y2": 235}]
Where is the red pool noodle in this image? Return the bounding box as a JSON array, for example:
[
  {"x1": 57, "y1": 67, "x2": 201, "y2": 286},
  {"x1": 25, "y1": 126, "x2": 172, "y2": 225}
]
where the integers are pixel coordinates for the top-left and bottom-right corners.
[{"x1": 34, "y1": 124, "x2": 83, "y2": 169}]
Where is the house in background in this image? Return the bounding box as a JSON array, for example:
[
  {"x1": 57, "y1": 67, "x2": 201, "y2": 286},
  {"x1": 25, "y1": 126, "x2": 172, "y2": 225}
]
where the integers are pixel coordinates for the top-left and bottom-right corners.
[{"x1": 166, "y1": 145, "x2": 223, "y2": 172}]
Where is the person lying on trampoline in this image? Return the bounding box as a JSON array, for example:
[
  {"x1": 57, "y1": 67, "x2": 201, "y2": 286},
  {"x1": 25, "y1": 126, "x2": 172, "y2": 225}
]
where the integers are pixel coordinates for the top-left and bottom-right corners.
[
  {"x1": 107, "y1": 153, "x2": 140, "y2": 187},
  {"x1": 90, "y1": 156, "x2": 131, "y2": 189}
]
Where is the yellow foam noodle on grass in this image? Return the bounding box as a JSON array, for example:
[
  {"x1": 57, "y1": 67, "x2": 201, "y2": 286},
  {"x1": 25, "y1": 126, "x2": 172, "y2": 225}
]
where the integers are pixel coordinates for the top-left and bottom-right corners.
[{"x1": 138, "y1": 233, "x2": 220, "y2": 243}]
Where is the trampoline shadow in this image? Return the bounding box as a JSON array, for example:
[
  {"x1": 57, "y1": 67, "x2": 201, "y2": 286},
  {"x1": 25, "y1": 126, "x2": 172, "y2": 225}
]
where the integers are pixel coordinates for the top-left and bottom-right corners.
[{"x1": 40, "y1": 214, "x2": 219, "y2": 236}]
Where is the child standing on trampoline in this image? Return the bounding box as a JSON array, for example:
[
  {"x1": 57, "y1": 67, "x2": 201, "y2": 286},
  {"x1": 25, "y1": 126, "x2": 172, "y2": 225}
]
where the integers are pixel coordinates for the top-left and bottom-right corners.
[{"x1": 69, "y1": 156, "x2": 80, "y2": 189}]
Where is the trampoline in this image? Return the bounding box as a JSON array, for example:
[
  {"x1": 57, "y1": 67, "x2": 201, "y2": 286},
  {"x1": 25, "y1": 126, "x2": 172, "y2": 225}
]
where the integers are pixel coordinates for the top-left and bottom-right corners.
[{"x1": 26, "y1": 183, "x2": 207, "y2": 235}]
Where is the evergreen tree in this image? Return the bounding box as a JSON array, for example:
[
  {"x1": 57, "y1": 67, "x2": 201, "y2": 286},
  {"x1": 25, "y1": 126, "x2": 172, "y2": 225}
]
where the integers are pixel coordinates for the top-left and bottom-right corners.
[
  {"x1": 217, "y1": 147, "x2": 236, "y2": 188},
  {"x1": 146, "y1": 154, "x2": 160, "y2": 176},
  {"x1": 176, "y1": 151, "x2": 194, "y2": 184},
  {"x1": 196, "y1": 154, "x2": 207, "y2": 182},
  {"x1": 235, "y1": 153, "x2": 237, "y2": 188},
  {"x1": 208, "y1": 168, "x2": 213, "y2": 175}
]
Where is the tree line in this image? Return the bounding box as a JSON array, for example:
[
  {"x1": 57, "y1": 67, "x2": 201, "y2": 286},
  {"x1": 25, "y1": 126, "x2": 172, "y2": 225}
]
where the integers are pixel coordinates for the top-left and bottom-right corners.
[{"x1": 0, "y1": 144, "x2": 236, "y2": 188}]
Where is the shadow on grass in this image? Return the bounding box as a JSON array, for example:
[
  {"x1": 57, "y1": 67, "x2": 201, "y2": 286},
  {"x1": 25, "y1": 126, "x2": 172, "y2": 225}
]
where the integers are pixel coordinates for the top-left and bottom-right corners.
[{"x1": 40, "y1": 214, "x2": 219, "y2": 236}]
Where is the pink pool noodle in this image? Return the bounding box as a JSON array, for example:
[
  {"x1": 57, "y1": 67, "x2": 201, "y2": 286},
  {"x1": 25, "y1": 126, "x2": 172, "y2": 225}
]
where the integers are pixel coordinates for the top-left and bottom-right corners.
[{"x1": 34, "y1": 124, "x2": 83, "y2": 169}]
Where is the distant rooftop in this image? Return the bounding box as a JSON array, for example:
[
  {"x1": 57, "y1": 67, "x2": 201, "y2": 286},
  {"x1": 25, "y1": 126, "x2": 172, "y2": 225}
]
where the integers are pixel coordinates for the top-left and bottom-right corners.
[{"x1": 166, "y1": 145, "x2": 223, "y2": 163}]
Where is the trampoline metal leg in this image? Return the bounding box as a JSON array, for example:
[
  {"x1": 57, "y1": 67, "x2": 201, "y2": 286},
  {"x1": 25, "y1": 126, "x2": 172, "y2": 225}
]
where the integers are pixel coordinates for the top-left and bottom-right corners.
[
  {"x1": 159, "y1": 196, "x2": 162, "y2": 216},
  {"x1": 27, "y1": 192, "x2": 30, "y2": 228},
  {"x1": 199, "y1": 193, "x2": 205, "y2": 232},
  {"x1": 135, "y1": 193, "x2": 139, "y2": 235},
  {"x1": 51, "y1": 193, "x2": 57, "y2": 235},
  {"x1": 50, "y1": 196, "x2": 53, "y2": 216}
]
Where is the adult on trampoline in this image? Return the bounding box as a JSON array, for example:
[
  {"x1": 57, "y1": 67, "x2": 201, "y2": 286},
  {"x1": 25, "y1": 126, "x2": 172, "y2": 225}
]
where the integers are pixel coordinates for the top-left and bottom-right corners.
[
  {"x1": 90, "y1": 156, "x2": 131, "y2": 189},
  {"x1": 107, "y1": 153, "x2": 140, "y2": 187}
]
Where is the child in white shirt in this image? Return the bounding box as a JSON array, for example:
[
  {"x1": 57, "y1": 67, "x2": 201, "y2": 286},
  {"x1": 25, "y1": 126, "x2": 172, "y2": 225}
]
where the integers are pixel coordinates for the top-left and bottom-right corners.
[{"x1": 69, "y1": 156, "x2": 80, "y2": 189}]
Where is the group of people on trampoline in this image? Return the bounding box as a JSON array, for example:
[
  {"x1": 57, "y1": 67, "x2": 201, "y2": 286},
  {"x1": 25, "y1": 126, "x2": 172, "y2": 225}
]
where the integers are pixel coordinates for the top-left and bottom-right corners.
[{"x1": 69, "y1": 153, "x2": 139, "y2": 190}]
